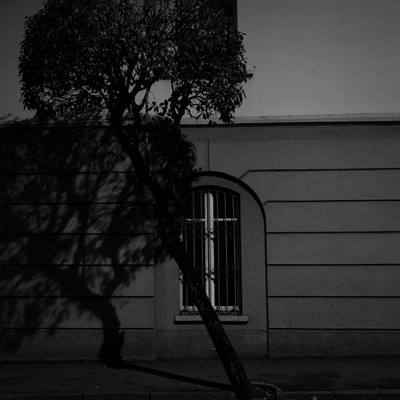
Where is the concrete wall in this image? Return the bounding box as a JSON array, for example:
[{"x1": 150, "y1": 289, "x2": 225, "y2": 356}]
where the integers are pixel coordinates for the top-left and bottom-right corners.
[
  {"x1": 2, "y1": 121, "x2": 400, "y2": 360},
  {"x1": 0, "y1": 126, "x2": 155, "y2": 361},
  {"x1": 154, "y1": 175, "x2": 267, "y2": 359},
  {"x1": 184, "y1": 122, "x2": 400, "y2": 357}
]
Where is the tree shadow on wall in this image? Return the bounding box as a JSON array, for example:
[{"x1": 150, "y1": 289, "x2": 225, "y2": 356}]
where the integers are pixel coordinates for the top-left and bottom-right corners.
[{"x1": 0, "y1": 122, "x2": 177, "y2": 365}]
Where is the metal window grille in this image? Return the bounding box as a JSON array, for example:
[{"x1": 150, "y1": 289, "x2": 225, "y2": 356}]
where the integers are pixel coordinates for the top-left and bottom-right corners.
[{"x1": 179, "y1": 187, "x2": 242, "y2": 315}]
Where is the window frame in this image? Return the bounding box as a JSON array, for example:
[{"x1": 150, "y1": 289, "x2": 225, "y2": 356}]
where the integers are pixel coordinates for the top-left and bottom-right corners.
[{"x1": 179, "y1": 185, "x2": 242, "y2": 315}]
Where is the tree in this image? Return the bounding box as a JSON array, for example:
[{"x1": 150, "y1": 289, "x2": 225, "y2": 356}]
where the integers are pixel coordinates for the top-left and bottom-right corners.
[{"x1": 19, "y1": 1, "x2": 273, "y2": 399}]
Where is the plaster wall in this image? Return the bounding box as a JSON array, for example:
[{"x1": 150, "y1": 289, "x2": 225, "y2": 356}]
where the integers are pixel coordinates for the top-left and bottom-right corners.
[
  {"x1": 154, "y1": 175, "x2": 267, "y2": 358},
  {"x1": 0, "y1": 127, "x2": 156, "y2": 361},
  {"x1": 183, "y1": 123, "x2": 400, "y2": 356},
  {"x1": 2, "y1": 122, "x2": 400, "y2": 359}
]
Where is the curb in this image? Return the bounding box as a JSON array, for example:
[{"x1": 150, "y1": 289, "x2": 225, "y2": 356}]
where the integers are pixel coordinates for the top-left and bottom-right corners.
[
  {"x1": 277, "y1": 389, "x2": 400, "y2": 400},
  {"x1": 335, "y1": 389, "x2": 400, "y2": 399},
  {"x1": 1, "y1": 391, "x2": 235, "y2": 400},
  {"x1": 3, "y1": 390, "x2": 400, "y2": 400},
  {"x1": 277, "y1": 391, "x2": 334, "y2": 400}
]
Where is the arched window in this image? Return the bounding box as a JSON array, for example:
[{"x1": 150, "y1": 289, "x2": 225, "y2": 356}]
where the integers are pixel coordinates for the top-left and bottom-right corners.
[{"x1": 179, "y1": 187, "x2": 242, "y2": 315}]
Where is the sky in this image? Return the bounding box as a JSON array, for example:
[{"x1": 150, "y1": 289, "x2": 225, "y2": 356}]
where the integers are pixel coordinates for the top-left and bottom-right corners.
[
  {"x1": 0, "y1": 0, "x2": 43, "y2": 119},
  {"x1": 2, "y1": 0, "x2": 400, "y2": 120}
]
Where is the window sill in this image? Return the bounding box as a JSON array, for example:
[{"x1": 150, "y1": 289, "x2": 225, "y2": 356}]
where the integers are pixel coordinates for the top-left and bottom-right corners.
[{"x1": 174, "y1": 315, "x2": 249, "y2": 325}]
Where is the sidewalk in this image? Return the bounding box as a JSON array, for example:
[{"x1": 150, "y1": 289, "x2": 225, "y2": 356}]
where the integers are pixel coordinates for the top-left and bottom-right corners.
[{"x1": 1, "y1": 356, "x2": 400, "y2": 399}]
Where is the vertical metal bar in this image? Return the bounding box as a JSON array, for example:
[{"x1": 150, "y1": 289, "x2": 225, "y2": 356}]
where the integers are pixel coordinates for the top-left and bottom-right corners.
[
  {"x1": 224, "y1": 191, "x2": 228, "y2": 310},
  {"x1": 236, "y1": 195, "x2": 240, "y2": 313},
  {"x1": 204, "y1": 190, "x2": 209, "y2": 299},
  {"x1": 189, "y1": 190, "x2": 195, "y2": 308},
  {"x1": 200, "y1": 190, "x2": 205, "y2": 294},
  {"x1": 179, "y1": 222, "x2": 185, "y2": 311},
  {"x1": 216, "y1": 190, "x2": 221, "y2": 309},
  {"x1": 180, "y1": 187, "x2": 243, "y2": 315},
  {"x1": 192, "y1": 190, "x2": 196, "y2": 305},
  {"x1": 209, "y1": 191, "x2": 215, "y2": 307},
  {"x1": 232, "y1": 194, "x2": 237, "y2": 312},
  {"x1": 236, "y1": 193, "x2": 242, "y2": 314}
]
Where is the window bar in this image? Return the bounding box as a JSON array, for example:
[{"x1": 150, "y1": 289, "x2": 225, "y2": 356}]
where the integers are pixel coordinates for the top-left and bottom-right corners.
[
  {"x1": 189, "y1": 190, "x2": 195, "y2": 310},
  {"x1": 223, "y1": 191, "x2": 228, "y2": 311},
  {"x1": 232, "y1": 194, "x2": 238, "y2": 313},
  {"x1": 203, "y1": 191, "x2": 209, "y2": 300},
  {"x1": 179, "y1": 223, "x2": 184, "y2": 312},
  {"x1": 209, "y1": 191, "x2": 215, "y2": 307},
  {"x1": 180, "y1": 187, "x2": 241, "y2": 315},
  {"x1": 192, "y1": 191, "x2": 196, "y2": 308},
  {"x1": 200, "y1": 190, "x2": 204, "y2": 288},
  {"x1": 215, "y1": 190, "x2": 221, "y2": 309},
  {"x1": 237, "y1": 196, "x2": 241, "y2": 314}
]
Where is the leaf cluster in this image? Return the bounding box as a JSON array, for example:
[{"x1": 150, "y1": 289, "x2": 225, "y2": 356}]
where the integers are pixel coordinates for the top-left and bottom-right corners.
[
  {"x1": 19, "y1": 0, "x2": 247, "y2": 123},
  {"x1": 167, "y1": 0, "x2": 248, "y2": 122}
]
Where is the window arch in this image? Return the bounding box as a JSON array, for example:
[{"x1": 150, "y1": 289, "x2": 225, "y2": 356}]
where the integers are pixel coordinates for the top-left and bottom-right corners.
[{"x1": 179, "y1": 186, "x2": 242, "y2": 315}]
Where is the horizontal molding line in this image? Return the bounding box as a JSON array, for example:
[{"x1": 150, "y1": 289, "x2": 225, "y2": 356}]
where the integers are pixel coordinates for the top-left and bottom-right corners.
[
  {"x1": 0, "y1": 171, "x2": 136, "y2": 176},
  {"x1": 0, "y1": 295, "x2": 154, "y2": 299},
  {"x1": 268, "y1": 295, "x2": 400, "y2": 299},
  {"x1": 0, "y1": 201, "x2": 154, "y2": 206},
  {"x1": 3, "y1": 116, "x2": 400, "y2": 129},
  {"x1": 263, "y1": 199, "x2": 400, "y2": 206},
  {"x1": 0, "y1": 327, "x2": 155, "y2": 331},
  {"x1": 0, "y1": 122, "x2": 161, "y2": 130},
  {"x1": 0, "y1": 264, "x2": 153, "y2": 267},
  {"x1": 0, "y1": 125, "x2": 111, "y2": 130},
  {"x1": 266, "y1": 231, "x2": 400, "y2": 234},
  {"x1": 267, "y1": 263, "x2": 400, "y2": 267},
  {"x1": 218, "y1": 116, "x2": 400, "y2": 125},
  {"x1": 268, "y1": 327, "x2": 400, "y2": 331},
  {"x1": 240, "y1": 167, "x2": 400, "y2": 180},
  {"x1": 0, "y1": 232, "x2": 154, "y2": 237},
  {"x1": 264, "y1": 199, "x2": 400, "y2": 203},
  {"x1": 0, "y1": 264, "x2": 154, "y2": 268}
]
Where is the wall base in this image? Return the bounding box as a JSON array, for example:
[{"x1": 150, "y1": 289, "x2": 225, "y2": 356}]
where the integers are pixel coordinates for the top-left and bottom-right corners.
[
  {"x1": 269, "y1": 330, "x2": 400, "y2": 358},
  {"x1": 155, "y1": 329, "x2": 268, "y2": 359},
  {"x1": 0, "y1": 329, "x2": 155, "y2": 362}
]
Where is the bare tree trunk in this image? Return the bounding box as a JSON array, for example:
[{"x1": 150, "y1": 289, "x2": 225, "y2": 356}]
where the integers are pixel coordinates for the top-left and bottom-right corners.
[
  {"x1": 157, "y1": 223, "x2": 259, "y2": 400},
  {"x1": 110, "y1": 119, "x2": 272, "y2": 399}
]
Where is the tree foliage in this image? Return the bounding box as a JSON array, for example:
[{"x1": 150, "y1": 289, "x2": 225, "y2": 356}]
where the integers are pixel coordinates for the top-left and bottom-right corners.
[
  {"x1": 17, "y1": 1, "x2": 273, "y2": 399},
  {"x1": 20, "y1": 0, "x2": 247, "y2": 123}
]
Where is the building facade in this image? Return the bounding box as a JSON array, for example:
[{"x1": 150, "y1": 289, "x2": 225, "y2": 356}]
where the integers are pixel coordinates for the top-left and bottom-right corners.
[
  {"x1": 1, "y1": 1, "x2": 400, "y2": 360},
  {"x1": 2, "y1": 121, "x2": 400, "y2": 360}
]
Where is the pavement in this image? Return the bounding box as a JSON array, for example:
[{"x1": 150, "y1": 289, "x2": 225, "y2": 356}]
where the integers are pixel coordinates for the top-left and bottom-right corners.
[{"x1": 1, "y1": 356, "x2": 400, "y2": 399}]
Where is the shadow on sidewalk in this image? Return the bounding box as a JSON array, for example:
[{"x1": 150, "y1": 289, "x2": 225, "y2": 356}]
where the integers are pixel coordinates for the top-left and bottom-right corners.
[{"x1": 118, "y1": 362, "x2": 233, "y2": 391}]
